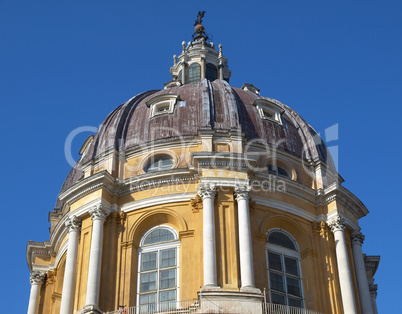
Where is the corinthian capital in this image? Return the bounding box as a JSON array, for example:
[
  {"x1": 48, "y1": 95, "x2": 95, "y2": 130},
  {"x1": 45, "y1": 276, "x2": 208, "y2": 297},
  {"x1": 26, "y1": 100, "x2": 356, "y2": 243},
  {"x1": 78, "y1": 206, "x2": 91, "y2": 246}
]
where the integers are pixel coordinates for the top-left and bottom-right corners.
[
  {"x1": 65, "y1": 215, "x2": 82, "y2": 232},
  {"x1": 89, "y1": 204, "x2": 110, "y2": 221},
  {"x1": 30, "y1": 271, "x2": 46, "y2": 285},
  {"x1": 328, "y1": 215, "x2": 347, "y2": 233},
  {"x1": 197, "y1": 183, "x2": 217, "y2": 200},
  {"x1": 234, "y1": 185, "x2": 251, "y2": 201},
  {"x1": 351, "y1": 230, "x2": 365, "y2": 245}
]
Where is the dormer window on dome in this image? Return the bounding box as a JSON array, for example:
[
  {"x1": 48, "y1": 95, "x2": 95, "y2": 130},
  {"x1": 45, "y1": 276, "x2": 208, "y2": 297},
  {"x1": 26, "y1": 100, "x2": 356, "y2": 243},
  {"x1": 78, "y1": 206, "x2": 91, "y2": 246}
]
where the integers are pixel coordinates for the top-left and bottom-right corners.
[
  {"x1": 253, "y1": 99, "x2": 285, "y2": 125},
  {"x1": 146, "y1": 94, "x2": 181, "y2": 118}
]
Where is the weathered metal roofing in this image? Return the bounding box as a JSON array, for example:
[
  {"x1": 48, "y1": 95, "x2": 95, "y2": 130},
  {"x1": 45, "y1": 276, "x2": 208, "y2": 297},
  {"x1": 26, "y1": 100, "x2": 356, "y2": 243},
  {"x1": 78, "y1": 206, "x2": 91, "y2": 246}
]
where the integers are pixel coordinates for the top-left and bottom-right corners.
[{"x1": 57, "y1": 78, "x2": 335, "y2": 200}]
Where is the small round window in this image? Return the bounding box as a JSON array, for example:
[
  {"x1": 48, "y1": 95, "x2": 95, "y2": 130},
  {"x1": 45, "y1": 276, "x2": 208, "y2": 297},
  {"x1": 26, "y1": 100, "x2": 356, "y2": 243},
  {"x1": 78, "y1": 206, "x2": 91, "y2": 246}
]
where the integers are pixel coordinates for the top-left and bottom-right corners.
[{"x1": 145, "y1": 156, "x2": 174, "y2": 173}]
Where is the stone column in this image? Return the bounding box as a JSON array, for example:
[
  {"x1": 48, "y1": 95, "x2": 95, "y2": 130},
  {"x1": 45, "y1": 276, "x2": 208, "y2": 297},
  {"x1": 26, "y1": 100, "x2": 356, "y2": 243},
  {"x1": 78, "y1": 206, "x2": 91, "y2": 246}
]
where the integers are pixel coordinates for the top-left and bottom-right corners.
[
  {"x1": 60, "y1": 215, "x2": 82, "y2": 314},
  {"x1": 234, "y1": 185, "x2": 256, "y2": 290},
  {"x1": 369, "y1": 283, "x2": 378, "y2": 314},
  {"x1": 329, "y1": 216, "x2": 357, "y2": 314},
  {"x1": 84, "y1": 205, "x2": 110, "y2": 312},
  {"x1": 351, "y1": 231, "x2": 373, "y2": 314},
  {"x1": 27, "y1": 271, "x2": 46, "y2": 314},
  {"x1": 198, "y1": 183, "x2": 219, "y2": 288}
]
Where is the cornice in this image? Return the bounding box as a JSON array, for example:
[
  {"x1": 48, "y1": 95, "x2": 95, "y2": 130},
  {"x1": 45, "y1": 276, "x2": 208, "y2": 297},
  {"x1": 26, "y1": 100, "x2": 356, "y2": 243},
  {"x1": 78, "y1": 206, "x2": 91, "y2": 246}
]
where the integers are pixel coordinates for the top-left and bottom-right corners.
[
  {"x1": 318, "y1": 182, "x2": 369, "y2": 219},
  {"x1": 121, "y1": 192, "x2": 196, "y2": 213},
  {"x1": 191, "y1": 152, "x2": 259, "y2": 171},
  {"x1": 58, "y1": 170, "x2": 115, "y2": 204},
  {"x1": 251, "y1": 196, "x2": 316, "y2": 222}
]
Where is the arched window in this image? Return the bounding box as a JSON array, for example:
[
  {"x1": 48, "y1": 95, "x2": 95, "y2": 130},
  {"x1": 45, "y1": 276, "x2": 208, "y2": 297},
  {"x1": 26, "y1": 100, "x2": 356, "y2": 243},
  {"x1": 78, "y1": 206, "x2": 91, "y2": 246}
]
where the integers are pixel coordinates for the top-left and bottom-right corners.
[
  {"x1": 188, "y1": 63, "x2": 200, "y2": 84},
  {"x1": 206, "y1": 63, "x2": 218, "y2": 81},
  {"x1": 145, "y1": 156, "x2": 174, "y2": 173},
  {"x1": 267, "y1": 164, "x2": 290, "y2": 178},
  {"x1": 137, "y1": 226, "x2": 180, "y2": 312},
  {"x1": 266, "y1": 230, "x2": 304, "y2": 308}
]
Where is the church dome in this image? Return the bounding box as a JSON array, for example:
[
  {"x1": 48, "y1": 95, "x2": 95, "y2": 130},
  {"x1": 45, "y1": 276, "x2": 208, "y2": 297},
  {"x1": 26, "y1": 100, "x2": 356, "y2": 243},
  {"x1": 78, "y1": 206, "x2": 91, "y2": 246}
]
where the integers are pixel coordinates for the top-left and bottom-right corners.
[{"x1": 27, "y1": 13, "x2": 379, "y2": 314}]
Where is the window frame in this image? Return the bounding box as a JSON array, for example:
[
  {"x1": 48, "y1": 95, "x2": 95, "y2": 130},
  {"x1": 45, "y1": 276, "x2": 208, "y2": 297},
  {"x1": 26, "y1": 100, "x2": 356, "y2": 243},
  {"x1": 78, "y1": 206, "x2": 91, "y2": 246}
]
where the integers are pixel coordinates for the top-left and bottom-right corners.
[
  {"x1": 146, "y1": 94, "x2": 180, "y2": 118},
  {"x1": 253, "y1": 99, "x2": 285, "y2": 125},
  {"x1": 188, "y1": 63, "x2": 201, "y2": 84},
  {"x1": 267, "y1": 164, "x2": 290, "y2": 178},
  {"x1": 137, "y1": 226, "x2": 180, "y2": 312},
  {"x1": 144, "y1": 155, "x2": 174, "y2": 173},
  {"x1": 266, "y1": 229, "x2": 305, "y2": 309}
]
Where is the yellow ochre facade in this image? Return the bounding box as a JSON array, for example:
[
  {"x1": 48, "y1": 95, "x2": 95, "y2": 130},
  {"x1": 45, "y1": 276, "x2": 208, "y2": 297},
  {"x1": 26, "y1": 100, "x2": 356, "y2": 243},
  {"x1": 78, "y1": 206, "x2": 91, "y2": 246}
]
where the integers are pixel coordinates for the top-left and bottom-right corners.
[{"x1": 26, "y1": 15, "x2": 379, "y2": 314}]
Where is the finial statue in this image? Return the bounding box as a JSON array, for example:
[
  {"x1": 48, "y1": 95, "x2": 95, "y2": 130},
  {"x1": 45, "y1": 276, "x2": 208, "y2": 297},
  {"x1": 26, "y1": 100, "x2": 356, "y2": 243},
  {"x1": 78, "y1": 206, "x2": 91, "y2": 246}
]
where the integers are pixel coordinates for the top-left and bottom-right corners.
[{"x1": 194, "y1": 11, "x2": 205, "y2": 26}]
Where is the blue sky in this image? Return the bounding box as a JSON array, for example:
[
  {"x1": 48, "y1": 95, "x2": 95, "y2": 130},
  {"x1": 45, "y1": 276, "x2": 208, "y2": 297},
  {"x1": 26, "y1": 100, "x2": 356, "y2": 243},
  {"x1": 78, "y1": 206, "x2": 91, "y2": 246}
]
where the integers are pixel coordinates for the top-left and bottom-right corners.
[{"x1": 1, "y1": 0, "x2": 400, "y2": 312}]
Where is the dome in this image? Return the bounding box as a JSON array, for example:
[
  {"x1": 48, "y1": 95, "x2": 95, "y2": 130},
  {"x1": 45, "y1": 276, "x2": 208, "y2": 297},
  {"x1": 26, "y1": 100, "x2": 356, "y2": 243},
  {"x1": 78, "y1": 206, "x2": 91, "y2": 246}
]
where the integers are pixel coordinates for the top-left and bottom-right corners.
[
  {"x1": 28, "y1": 14, "x2": 379, "y2": 314},
  {"x1": 58, "y1": 79, "x2": 335, "y2": 201}
]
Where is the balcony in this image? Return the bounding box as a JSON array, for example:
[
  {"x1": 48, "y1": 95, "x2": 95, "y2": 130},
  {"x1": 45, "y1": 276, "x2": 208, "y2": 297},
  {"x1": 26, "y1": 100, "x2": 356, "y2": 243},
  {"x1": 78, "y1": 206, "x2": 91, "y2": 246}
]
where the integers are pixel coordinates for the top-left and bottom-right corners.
[{"x1": 105, "y1": 300, "x2": 323, "y2": 314}]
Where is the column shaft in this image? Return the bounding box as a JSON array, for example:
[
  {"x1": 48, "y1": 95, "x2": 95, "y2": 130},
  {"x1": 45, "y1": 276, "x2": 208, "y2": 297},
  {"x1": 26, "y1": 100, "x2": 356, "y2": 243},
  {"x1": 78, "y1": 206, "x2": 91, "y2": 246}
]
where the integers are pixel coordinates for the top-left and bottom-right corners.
[
  {"x1": 27, "y1": 272, "x2": 45, "y2": 314},
  {"x1": 60, "y1": 216, "x2": 81, "y2": 314},
  {"x1": 84, "y1": 205, "x2": 109, "y2": 310},
  {"x1": 198, "y1": 183, "x2": 218, "y2": 287},
  {"x1": 330, "y1": 217, "x2": 357, "y2": 314},
  {"x1": 351, "y1": 232, "x2": 373, "y2": 314},
  {"x1": 235, "y1": 186, "x2": 255, "y2": 289}
]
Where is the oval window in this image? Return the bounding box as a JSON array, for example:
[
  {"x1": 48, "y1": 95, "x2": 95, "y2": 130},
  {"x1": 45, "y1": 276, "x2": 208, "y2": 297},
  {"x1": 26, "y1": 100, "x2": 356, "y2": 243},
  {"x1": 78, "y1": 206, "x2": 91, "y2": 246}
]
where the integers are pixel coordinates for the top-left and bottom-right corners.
[{"x1": 145, "y1": 156, "x2": 174, "y2": 173}]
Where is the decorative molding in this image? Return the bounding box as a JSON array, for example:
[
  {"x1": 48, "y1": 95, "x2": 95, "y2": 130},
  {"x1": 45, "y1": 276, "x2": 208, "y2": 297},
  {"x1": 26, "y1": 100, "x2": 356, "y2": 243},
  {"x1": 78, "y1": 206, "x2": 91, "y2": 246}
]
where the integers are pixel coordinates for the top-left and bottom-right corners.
[
  {"x1": 51, "y1": 292, "x2": 62, "y2": 302},
  {"x1": 197, "y1": 183, "x2": 217, "y2": 200},
  {"x1": 89, "y1": 204, "x2": 110, "y2": 221},
  {"x1": 121, "y1": 192, "x2": 195, "y2": 213},
  {"x1": 328, "y1": 215, "x2": 347, "y2": 233},
  {"x1": 351, "y1": 230, "x2": 365, "y2": 245},
  {"x1": 30, "y1": 271, "x2": 46, "y2": 285},
  {"x1": 312, "y1": 220, "x2": 330, "y2": 237},
  {"x1": 179, "y1": 230, "x2": 195, "y2": 239},
  {"x1": 301, "y1": 248, "x2": 319, "y2": 259},
  {"x1": 65, "y1": 215, "x2": 82, "y2": 232},
  {"x1": 190, "y1": 194, "x2": 203, "y2": 213},
  {"x1": 46, "y1": 269, "x2": 57, "y2": 286},
  {"x1": 234, "y1": 184, "x2": 251, "y2": 202}
]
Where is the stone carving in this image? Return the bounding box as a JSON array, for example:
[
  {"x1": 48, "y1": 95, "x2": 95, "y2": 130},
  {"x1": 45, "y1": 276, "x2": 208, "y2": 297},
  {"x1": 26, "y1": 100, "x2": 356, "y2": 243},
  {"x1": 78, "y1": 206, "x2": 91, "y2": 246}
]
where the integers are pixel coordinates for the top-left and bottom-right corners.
[
  {"x1": 30, "y1": 271, "x2": 46, "y2": 285},
  {"x1": 234, "y1": 185, "x2": 251, "y2": 201},
  {"x1": 89, "y1": 204, "x2": 110, "y2": 221},
  {"x1": 197, "y1": 183, "x2": 217, "y2": 200},
  {"x1": 312, "y1": 220, "x2": 330, "y2": 237},
  {"x1": 190, "y1": 194, "x2": 203, "y2": 213},
  {"x1": 351, "y1": 231, "x2": 365, "y2": 245},
  {"x1": 328, "y1": 215, "x2": 347, "y2": 233},
  {"x1": 65, "y1": 215, "x2": 82, "y2": 232}
]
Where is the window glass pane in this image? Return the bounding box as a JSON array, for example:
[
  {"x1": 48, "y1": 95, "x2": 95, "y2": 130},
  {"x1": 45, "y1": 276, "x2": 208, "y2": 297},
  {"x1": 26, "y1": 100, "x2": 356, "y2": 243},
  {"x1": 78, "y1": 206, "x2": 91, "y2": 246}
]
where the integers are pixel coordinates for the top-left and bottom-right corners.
[
  {"x1": 160, "y1": 248, "x2": 176, "y2": 268},
  {"x1": 140, "y1": 293, "x2": 156, "y2": 305},
  {"x1": 267, "y1": 164, "x2": 276, "y2": 174},
  {"x1": 159, "y1": 290, "x2": 176, "y2": 311},
  {"x1": 286, "y1": 277, "x2": 301, "y2": 297},
  {"x1": 143, "y1": 228, "x2": 175, "y2": 245},
  {"x1": 140, "y1": 272, "x2": 157, "y2": 292},
  {"x1": 206, "y1": 63, "x2": 218, "y2": 81},
  {"x1": 141, "y1": 252, "x2": 157, "y2": 271},
  {"x1": 145, "y1": 157, "x2": 174, "y2": 173},
  {"x1": 278, "y1": 166, "x2": 289, "y2": 177},
  {"x1": 188, "y1": 63, "x2": 200, "y2": 84},
  {"x1": 288, "y1": 297, "x2": 303, "y2": 308},
  {"x1": 270, "y1": 271, "x2": 284, "y2": 292},
  {"x1": 160, "y1": 289, "x2": 176, "y2": 302},
  {"x1": 285, "y1": 257, "x2": 299, "y2": 276},
  {"x1": 271, "y1": 292, "x2": 286, "y2": 305},
  {"x1": 268, "y1": 232, "x2": 296, "y2": 250},
  {"x1": 160, "y1": 269, "x2": 176, "y2": 289},
  {"x1": 268, "y1": 251, "x2": 282, "y2": 271}
]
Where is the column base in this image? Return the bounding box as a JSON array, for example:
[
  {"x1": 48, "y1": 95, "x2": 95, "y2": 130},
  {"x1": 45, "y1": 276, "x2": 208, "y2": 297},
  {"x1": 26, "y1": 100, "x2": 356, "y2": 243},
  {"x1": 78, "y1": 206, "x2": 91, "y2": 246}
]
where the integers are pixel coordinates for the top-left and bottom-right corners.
[
  {"x1": 201, "y1": 284, "x2": 222, "y2": 292},
  {"x1": 81, "y1": 304, "x2": 103, "y2": 314},
  {"x1": 240, "y1": 285, "x2": 261, "y2": 293}
]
